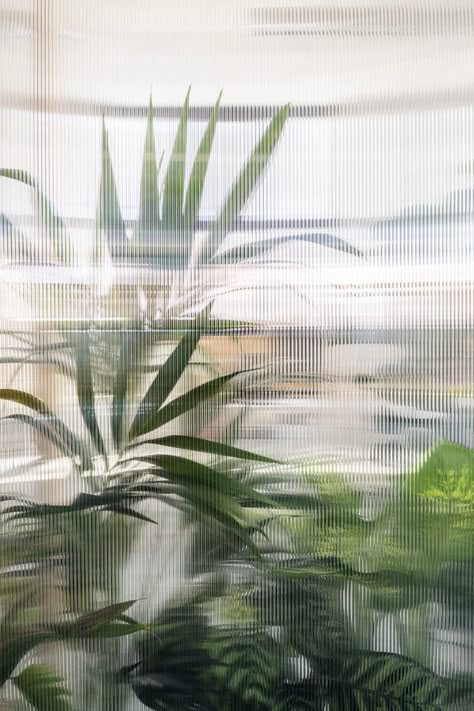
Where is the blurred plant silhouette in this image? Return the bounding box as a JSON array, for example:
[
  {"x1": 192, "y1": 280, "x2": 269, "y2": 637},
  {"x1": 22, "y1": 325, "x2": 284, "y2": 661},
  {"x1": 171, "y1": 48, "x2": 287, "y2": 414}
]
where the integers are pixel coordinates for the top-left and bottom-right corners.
[{"x1": 0, "y1": 92, "x2": 472, "y2": 711}]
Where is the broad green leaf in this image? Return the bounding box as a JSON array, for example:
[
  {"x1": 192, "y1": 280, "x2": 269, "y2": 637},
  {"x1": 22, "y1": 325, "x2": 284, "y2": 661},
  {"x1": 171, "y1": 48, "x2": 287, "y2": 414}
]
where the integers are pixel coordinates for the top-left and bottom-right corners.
[
  {"x1": 96, "y1": 118, "x2": 127, "y2": 256},
  {"x1": 335, "y1": 651, "x2": 450, "y2": 709},
  {"x1": 183, "y1": 90, "x2": 222, "y2": 231},
  {"x1": 139, "y1": 95, "x2": 161, "y2": 232},
  {"x1": 129, "y1": 367, "x2": 250, "y2": 436},
  {"x1": 161, "y1": 86, "x2": 190, "y2": 231},
  {"x1": 0, "y1": 168, "x2": 72, "y2": 264},
  {"x1": 134, "y1": 434, "x2": 277, "y2": 463},
  {"x1": 128, "y1": 304, "x2": 210, "y2": 440},
  {"x1": 13, "y1": 664, "x2": 73, "y2": 711},
  {"x1": 72, "y1": 333, "x2": 107, "y2": 463},
  {"x1": 207, "y1": 103, "x2": 289, "y2": 260}
]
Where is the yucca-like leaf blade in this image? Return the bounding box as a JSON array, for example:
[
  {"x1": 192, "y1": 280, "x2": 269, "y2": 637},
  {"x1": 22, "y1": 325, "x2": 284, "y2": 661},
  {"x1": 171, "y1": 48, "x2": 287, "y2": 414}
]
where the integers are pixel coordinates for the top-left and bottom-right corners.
[
  {"x1": 212, "y1": 231, "x2": 363, "y2": 264},
  {"x1": 134, "y1": 454, "x2": 275, "y2": 508},
  {"x1": 0, "y1": 168, "x2": 73, "y2": 264},
  {"x1": 0, "y1": 388, "x2": 91, "y2": 469},
  {"x1": 205, "y1": 103, "x2": 289, "y2": 262},
  {"x1": 183, "y1": 91, "x2": 222, "y2": 231},
  {"x1": 72, "y1": 333, "x2": 108, "y2": 463},
  {"x1": 128, "y1": 305, "x2": 210, "y2": 440},
  {"x1": 129, "y1": 367, "x2": 249, "y2": 436},
  {"x1": 134, "y1": 434, "x2": 276, "y2": 463},
  {"x1": 96, "y1": 119, "x2": 127, "y2": 258},
  {"x1": 3, "y1": 413, "x2": 92, "y2": 471},
  {"x1": 161, "y1": 86, "x2": 190, "y2": 231},
  {"x1": 139, "y1": 96, "x2": 161, "y2": 234}
]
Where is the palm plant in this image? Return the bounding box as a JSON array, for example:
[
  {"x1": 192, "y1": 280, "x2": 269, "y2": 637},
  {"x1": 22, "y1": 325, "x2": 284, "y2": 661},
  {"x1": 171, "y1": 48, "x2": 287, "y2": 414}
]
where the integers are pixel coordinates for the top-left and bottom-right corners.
[
  {"x1": 0, "y1": 92, "x2": 304, "y2": 707},
  {"x1": 2, "y1": 89, "x2": 446, "y2": 711}
]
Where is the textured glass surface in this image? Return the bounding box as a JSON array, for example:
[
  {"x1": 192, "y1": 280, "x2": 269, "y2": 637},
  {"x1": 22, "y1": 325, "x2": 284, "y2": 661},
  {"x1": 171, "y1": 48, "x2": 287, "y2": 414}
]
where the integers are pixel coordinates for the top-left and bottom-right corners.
[{"x1": 1, "y1": 1, "x2": 474, "y2": 709}]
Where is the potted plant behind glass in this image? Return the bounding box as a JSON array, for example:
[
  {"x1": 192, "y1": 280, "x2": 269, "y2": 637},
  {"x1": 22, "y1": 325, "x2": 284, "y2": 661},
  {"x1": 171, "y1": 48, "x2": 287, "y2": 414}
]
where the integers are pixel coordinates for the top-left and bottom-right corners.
[{"x1": 0, "y1": 91, "x2": 375, "y2": 711}]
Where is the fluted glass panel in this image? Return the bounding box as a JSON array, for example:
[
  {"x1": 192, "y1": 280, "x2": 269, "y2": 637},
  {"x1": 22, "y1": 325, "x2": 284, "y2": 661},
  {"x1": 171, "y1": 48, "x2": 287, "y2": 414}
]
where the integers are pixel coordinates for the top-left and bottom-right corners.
[{"x1": 1, "y1": 1, "x2": 474, "y2": 709}]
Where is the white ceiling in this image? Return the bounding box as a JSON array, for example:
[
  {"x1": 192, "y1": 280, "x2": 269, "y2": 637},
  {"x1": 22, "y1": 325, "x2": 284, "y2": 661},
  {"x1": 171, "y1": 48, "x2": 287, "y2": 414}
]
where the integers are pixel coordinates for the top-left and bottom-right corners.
[{"x1": 2, "y1": 0, "x2": 474, "y2": 109}]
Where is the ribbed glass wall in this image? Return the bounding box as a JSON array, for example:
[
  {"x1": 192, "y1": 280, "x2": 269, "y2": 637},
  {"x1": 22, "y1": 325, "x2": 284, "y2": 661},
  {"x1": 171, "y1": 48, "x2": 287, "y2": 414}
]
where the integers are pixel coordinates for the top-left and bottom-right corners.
[{"x1": 1, "y1": 1, "x2": 474, "y2": 709}]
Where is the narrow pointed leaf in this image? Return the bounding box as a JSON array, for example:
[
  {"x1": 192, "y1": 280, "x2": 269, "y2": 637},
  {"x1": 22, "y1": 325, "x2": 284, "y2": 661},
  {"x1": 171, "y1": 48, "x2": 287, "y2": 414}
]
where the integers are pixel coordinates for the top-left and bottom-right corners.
[
  {"x1": 161, "y1": 87, "x2": 190, "y2": 230},
  {"x1": 0, "y1": 212, "x2": 36, "y2": 263},
  {"x1": 183, "y1": 91, "x2": 222, "y2": 230},
  {"x1": 139, "y1": 96, "x2": 161, "y2": 231},
  {"x1": 112, "y1": 330, "x2": 149, "y2": 449},
  {"x1": 0, "y1": 389, "x2": 88, "y2": 465},
  {"x1": 212, "y1": 232, "x2": 363, "y2": 264},
  {"x1": 0, "y1": 168, "x2": 72, "y2": 264},
  {"x1": 72, "y1": 333, "x2": 107, "y2": 463},
  {"x1": 128, "y1": 305, "x2": 210, "y2": 440},
  {"x1": 3, "y1": 414, "x2": 92, "y2": 471},
  {"x1": 0, "y1": 388, "x2": 56, "y2": 417},
  {"x1": 129, "y1": 367, "x2": 254, "y2": 437},
  {"x1": 87, "y1": 621, "x2": 145, "y2": 638},
  {"x1": 62, "y1": 600, "x2": 138, "y2": 637},
  {"x1": 207, "y1": 103, "x2": 289, "y2": 259},
  {"x1": 96, "y1": 119, "x2": 127, "y2": 256},
  {"x1": 104, "y1": 504, "x2": 156, "y2": 524},
  {"x1": 133, "y1": 435, "x2": 276, "y2": 463},
  {"x1": 135, "y1": 454, "x2": 276, "y2": 507}
]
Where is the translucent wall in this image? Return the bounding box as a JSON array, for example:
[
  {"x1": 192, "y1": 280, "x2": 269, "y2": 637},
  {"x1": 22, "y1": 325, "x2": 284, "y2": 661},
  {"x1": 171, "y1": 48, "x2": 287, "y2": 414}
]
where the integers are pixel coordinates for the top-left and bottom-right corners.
[{"x1": 1, "y1": 1, "x2": 474, "y2": 709}]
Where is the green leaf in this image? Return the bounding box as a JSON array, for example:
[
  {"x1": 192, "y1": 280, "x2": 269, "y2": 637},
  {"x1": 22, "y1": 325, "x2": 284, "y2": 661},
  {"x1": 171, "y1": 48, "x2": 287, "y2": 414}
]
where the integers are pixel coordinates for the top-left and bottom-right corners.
[
  {"x1": 0, "y1": 389, "x2": 91, "y2": 469},
  {"x1": 0, "y1": 491, "x2": 154, "y2": 524},
  {"x1": 161, "y1": 86, "x2": 190, "y2": 231},
  {"x1": 13, "y1": 664, "x2": 73, "y2": 711},
  {"x1": 96, "y1": 118, "x2": 127, "y2": 256},
  {"x1": 333, "y1": 651, "x2": 451, "y2": 708},
  {"x1": 128, "y1": 305, "x2": 210, "y2": 440},
  {"x1": 84, "y1": 621, "x2": 145, "y2": 638},
  {"x1": 134, "y1": 454, "x2": 275, "y2": 508},
  {"x1": 0, "y1": 168, "x2": 72, "y2": 264},
  {"x1": 0, "y1": 340, "x2": 75, "y2": 379},
  {"x1": 134, "y1": 434, "x2": 277, "y2": 463},
  {"x1": 206, "y1": 103, "x2": 289, "y2": 261},
  {"x1": 72, "y1": 333, "x2": 108, "y2": 463},
  {"x1": 112, "y1": 330, "x2": 149, "y2": 449},
  {"x1": 0, "y1": 636, "x2": 44, "y2": 687},
  {"x1": 0, "y1": 388, "x2": 55, "y2": 417},
  {"x1": 62, "y1": 600, "x2": 138, "y2": 638},
  {"x1": 212, "y1": 231, "x2": 363, "y2": 264},
  {"x1": 0, "y1": 212, "x2": 37, "y2": 263},
  {"x1": 407, "y1": 440, "x2": 474, "y2": 503},
  {"x1": 183, "y1": 90, "x2": 222, "y2": 231},
  {"x1": 139, "y1": 95, "x2": 161, "y2": 232},
  {"x1": 129, "y1": 367, "x2": 250, "y2": 437},
  {"x1": 2, "y1": 414, "x2": 91, "y2": 470}
]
